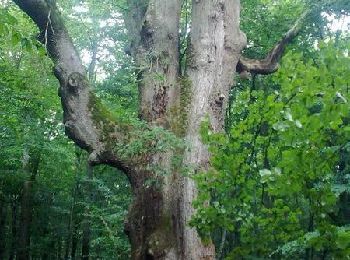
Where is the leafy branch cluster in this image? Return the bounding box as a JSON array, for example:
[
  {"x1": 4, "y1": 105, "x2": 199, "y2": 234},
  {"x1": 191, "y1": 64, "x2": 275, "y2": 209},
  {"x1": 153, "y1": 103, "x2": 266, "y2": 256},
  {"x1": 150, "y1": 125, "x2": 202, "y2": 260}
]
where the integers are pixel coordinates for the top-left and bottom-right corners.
[{"x1": 191, "y1": 40, "x2": 350, "y2": 259}]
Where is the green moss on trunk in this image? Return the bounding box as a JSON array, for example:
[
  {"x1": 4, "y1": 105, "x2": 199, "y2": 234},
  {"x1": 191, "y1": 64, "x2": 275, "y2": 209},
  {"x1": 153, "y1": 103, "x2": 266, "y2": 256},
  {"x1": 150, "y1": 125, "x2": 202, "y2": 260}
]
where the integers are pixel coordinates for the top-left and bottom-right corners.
[{"x1": 168, "y1": 76, "x2": 192, "y2": 136}]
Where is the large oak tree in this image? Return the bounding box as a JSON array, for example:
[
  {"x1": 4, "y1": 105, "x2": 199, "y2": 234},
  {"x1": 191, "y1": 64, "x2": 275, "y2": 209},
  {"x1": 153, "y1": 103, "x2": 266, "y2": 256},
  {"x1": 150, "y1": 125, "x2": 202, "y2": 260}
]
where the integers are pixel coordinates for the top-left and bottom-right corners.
[{"x1": 12, "y1": 0, "x2": 316, "y2": 259}]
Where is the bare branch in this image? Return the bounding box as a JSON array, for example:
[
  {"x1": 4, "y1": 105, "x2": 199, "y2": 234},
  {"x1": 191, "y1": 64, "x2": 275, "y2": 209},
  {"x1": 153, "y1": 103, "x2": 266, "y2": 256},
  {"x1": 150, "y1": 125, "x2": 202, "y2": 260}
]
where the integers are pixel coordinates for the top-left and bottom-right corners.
[{"x1": 237, "y1": 10, "x2": 309, "y2": 75}]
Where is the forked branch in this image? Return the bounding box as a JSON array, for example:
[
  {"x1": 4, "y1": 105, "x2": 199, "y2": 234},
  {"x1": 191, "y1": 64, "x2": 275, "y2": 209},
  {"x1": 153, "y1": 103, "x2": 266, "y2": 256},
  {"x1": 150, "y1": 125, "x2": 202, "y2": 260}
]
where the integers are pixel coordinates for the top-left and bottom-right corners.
[
  {"x1": 237, "y1": 10, "x2": 310, "y2": 75},
  {"x1": 13, "y1": 0, "x2": 183, "y2": 182}
]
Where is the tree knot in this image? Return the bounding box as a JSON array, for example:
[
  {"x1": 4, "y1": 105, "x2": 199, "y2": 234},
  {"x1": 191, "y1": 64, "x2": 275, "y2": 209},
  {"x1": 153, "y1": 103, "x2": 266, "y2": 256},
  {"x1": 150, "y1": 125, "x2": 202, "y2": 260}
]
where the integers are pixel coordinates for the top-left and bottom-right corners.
[{"x1": 67, "y1": 72, "x2": 86, "y2": 93}]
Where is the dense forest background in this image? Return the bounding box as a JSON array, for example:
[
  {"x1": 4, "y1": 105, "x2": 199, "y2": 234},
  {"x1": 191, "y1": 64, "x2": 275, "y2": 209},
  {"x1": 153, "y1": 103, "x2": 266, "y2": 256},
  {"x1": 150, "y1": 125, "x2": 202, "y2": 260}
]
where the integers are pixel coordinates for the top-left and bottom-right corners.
[{"x1": 1, "y1": 0, "x2": 350, "y2": 259}]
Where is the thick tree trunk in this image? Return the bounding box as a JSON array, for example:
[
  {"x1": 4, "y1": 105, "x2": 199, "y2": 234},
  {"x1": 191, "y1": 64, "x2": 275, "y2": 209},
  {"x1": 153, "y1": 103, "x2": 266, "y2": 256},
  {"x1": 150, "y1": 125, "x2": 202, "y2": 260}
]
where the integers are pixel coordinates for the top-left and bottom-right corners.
[
  {"x1": 124, "y1": 1, "x2": 246, "y2": 259},
  {"x1": 123, "y1": 1, "x2": 184, "y2": 259},
  {"x1": 14, "y1": 0, "x2": 246, "y2": 259},
  {"x1": 181, "y1": 1, "x2": 246, "y2": 258}
]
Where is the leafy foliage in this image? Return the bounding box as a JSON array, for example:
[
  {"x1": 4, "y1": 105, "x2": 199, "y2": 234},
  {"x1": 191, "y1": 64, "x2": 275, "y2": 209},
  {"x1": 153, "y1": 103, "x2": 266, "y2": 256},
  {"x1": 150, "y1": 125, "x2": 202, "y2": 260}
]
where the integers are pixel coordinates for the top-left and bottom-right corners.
[
  {"x1": 191, "y1": 41, "x2": 350, "y2": 259},
  {"x1": 0, "y1": 2, "x2": 132, "y2": 259}
]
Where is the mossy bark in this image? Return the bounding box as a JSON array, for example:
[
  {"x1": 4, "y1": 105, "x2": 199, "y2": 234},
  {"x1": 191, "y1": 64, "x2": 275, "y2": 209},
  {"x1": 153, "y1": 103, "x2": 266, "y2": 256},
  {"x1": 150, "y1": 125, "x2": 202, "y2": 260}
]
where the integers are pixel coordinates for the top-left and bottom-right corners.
[
  {"x1": 14, "y1": 0, "x2": 247, "y2": 259},
  {"x1": 125, "y1": 1, "x2": 246, "y2": 259}
]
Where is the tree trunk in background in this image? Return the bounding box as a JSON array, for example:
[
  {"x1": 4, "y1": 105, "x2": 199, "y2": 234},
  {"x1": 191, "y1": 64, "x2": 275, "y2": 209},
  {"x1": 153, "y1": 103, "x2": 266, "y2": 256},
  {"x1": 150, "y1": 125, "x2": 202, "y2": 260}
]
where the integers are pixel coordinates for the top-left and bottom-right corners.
[
  {"x1": 217, "y1": 229, "x2": 227, "y2": 260},
  {"x1": 18, "y1": 181, "x2": 33, "y2": 260},
  {"x1": 64, "y1": 228, "x2": 71, "y2": 260},
  {"x1": 57, "y1": 238, "x2": 62, "y2": 260},
  {"x1": 339, "y1": 193, "x2": 350, "y2": 224},
  {"x1": 71, "y1": 222, "x2": 79, "y2": 260},
  {"x1": 9, "y1": 201, "x2": 17, "y2": 260},
  {"x1": 65, "y1": 177, "x2": 79, "y2": 260},
  {"x1": 0, "y1": 200, "x2": 7, "y2": 259},
  {"x1": 81, "y1": 164, "x2": 93, "y2": 260},
  {"x1": 88, "y1": 37, "x2": 98, "y2": 85},
  {"x1": 18, "y1": 152, "x2": 40, "y2": 260},
  {"x1": 81, "y1": 217, "x2": 91, "y2": 260}
]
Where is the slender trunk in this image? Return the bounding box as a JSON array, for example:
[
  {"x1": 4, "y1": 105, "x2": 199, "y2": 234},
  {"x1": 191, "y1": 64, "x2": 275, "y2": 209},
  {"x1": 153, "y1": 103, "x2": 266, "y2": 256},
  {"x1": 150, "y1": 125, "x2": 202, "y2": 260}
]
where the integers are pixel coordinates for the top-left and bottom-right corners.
[
  {"x1": 217, "y1": 229, "x2": 227, "y2": 260},
  {"x1": 71, "y1": 222, "x2": 79, "y2": 260},
  {"x1": 9, "y1": 201, "x2": 17, "y2": 260},
  {"x1": 124, "y1": 1, "x2": 183, "y2": 258},
  {"x1": 64, "y1": 239, "x2": 69, "y2": 259},
  {"x1": 57, "y1": 237, "x2": 62, "y2": 260},
  {"x1": 81, "y1": 164, "x2": 93, "y2": 260},
  {"x1": 0, "y1": 200, "x2": 7, "y2": 259},
  {"x1": 305, "y1": 211, "x2": 314, "y2": 260},
  {"x1": 49, "y1": 240, "x2": 56, "y2": 260},
  {"x1": 81, "y1": 222, "x2": 91, "y2": 260},
  {"x1": 88, "y1": 38, "x2": 98, "y2": 84},
  {"x1": 18, "y1": 152, "x2": 40, "y2": 260},
  {"x1": 65, "y1": 178, "x2": 79, "y2": 260},
  {"x1": 18, "y1": 181, "x2": 33, "y2": 260},
  {"x1": 40, "y1": 225, "x2": 52, "y2": 260},
  {"x1": 64, "y1": 228, "x2": 70, "y2": 260}
]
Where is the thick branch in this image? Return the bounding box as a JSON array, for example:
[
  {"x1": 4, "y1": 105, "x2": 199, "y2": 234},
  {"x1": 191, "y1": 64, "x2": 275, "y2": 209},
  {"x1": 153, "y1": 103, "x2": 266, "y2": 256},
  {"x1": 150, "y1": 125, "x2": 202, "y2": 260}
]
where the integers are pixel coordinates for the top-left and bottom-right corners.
[
  {"x1": 237, "y1": 10, "x2": 309, "y2": 75},
  {"x1": 13, "y1": 0, "x2": 133, "y2": 172}
]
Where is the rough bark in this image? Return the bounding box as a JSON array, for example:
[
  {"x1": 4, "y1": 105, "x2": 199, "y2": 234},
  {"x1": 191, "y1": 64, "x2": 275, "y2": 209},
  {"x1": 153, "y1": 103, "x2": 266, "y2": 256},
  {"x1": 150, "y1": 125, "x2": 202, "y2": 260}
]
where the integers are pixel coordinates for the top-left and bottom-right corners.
[
  {"x1": 12, "y1": 2, "x2": 172, "y2": 255},
  {"x1": 124, "y1": 1, "x2": 185, "y2": 259},
  {"x1": 125, "y1": 0, "x2": 182, "y2": 125},
  {"x1": 13, "y1": 0, "x2": 246, "y2": 259},
  {"x1": 124, "y1": 1, "x2": 246, "y2": 259},
  {"x1": 182, "y1": 1, "x2": 246, "y2": 258},
  {"x1": 13, "y1": 0, "x2": 138, "y2": 172}
]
